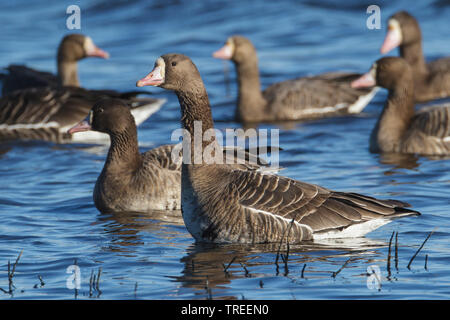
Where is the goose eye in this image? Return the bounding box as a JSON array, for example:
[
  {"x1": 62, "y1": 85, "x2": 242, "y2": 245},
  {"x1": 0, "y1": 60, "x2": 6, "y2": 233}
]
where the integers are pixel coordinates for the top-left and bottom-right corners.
[{"x1": 171, "y1": 61, "x2": 177, "y2": 67}]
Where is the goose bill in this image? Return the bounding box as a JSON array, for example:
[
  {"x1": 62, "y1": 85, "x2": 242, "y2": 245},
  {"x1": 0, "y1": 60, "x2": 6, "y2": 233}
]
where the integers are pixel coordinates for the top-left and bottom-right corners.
[
  {"x1": 213, "y1": 43, "x2": 233, "y2": 60},
  {"x1": 68, "y1": 120, "x2": 91, "y2": 134},
  {"x1": 86, "y1": 46, "x2": 110, "y2": 59},
  {"x1": 351, "y1": 72, "x2": 376, "y2": 88},
  {"x1": 136, "y1": 66, "x2": 164, "y2": 87},
  {"x1": 380, "y1": 20, "x2": 402, "y2": 54}
]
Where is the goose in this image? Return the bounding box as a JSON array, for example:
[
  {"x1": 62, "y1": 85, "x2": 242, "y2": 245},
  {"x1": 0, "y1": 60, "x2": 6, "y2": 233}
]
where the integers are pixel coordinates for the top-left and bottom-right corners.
[
  {"x1": 352, "y1": 57, "x2": 450, "y2": 156},
  {"x1": 68, "y1": 98, "x2": 181, "y2": 212},
  {"x1": 380, "y1": 11, "x2": 450, "y2": 102},
  {"x1": 1, "y1": 34, "x2": 109, "y2": 95},
  {"x1": 0, "y1": 86, "x2": 165, "y2": 143},
  {"x1": 68, "y1": 98, "x2": 272, "y2": 213},
  {"x1": 212, "y1": 36, "x2": 378, "y2": 123},
  {"x1": 0, "y1": 34, "x2": 165, "y2": 143},
  {"x1": 136, "y1": 53, "x2": 420, "y2": 244}
]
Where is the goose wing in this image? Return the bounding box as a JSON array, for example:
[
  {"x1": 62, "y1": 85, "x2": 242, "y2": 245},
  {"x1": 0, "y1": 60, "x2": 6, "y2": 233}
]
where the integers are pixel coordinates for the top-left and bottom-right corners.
[
  {"x1": 143, "y1": 144, "x2": 182, "y2": 171},
  {"x1": 263, "y1": 73, "x2": 377, "y2": 118},
  {"x1": 1, "y1": 65, "x2": 59, "y2": 95},
  {"x1": 0, "y1": 87, "x2": 107, "y2": 142},
  {"x1": 412, "y1": 104, "x2": 450, "y2": 139},
  {"x1": 143, "y1": 144, "x2": 274, "y2": 173},
  {"x1": 0, "y1": 87, "x2": 83, "y2": 125},
  {"x1": 227, "y1": 168, "x2": 419, "y2": 234},
  {"x1": 427, "y1": 58, "x2": 450, "y2": 100}
]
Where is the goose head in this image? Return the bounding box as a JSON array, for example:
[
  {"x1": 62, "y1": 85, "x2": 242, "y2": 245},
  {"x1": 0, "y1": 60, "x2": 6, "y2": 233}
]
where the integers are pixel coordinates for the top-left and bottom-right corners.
[
  {"x1": 380, "y1": 11, "x2": 421, "y2": 54},
  {"x1": 213, "y1": 35, "x2": 257, "y2": 64},
  {"x1": 136, "y1": 53, "x2": 203, "y2": 92},
  {"x1": 351, "y1": 57, "x2": 413, "y2": 91},
  {"x1": 68, "y1": 98, "x2": 135, "y2": 136},
  {"x1": 58, "y1": 34, "x2": 109, "y2": 63}
]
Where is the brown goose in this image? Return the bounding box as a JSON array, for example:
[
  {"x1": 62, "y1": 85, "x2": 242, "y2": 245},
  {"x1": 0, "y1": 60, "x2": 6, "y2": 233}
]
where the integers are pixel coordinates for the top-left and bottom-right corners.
[
  {"x1": 68, "y1": 99, "x2": 181, "y2": 212},
  {"x1": 137, "y1": 53, "x2": 420, "y2": 244},
  {"x1": 1, "y1": 34, "x2": 109, "y2": 95},
  {"x1": 380, "y1": 11, "x2": 450, "y2": 102},
  {"x1": 0, "y1": 86, "x2": 165, "y2": 143},
  {"x1": 212, "y1": 36, "x2": 378, "y2": 123},
  {"x1": 352, "y1": 57, "x2": 450, "y2": 156}
]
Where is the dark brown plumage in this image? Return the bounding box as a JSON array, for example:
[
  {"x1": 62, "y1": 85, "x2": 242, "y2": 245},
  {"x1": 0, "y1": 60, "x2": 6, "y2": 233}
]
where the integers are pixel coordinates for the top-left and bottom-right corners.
[
  {"x1": 69, "y1": 98, "x2": 181, "y2": 213},
  {"x1": 1, "y1": 34, "x2": 109, "y2": 95},
  {"x1": 0, "y1": 86, "x2": 164, "y2": 143},
  {"x1": 213, "y1": 36, "x2": 378, "y2": 123},
  {"x1": 352, "y1": 57, "x2": 450, "y2": 156},
  {"x1": 381, "y1": 11, "x2": 450, "y2": 102},
  {"x1": 137, "y1": 53, "x2": 420, "y2": 244}
]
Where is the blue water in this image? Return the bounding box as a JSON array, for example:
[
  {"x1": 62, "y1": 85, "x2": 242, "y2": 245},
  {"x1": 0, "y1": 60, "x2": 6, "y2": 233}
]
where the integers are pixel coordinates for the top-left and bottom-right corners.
[{"x1": 0, "y1": 0, "x2": 449, "y2": 300}]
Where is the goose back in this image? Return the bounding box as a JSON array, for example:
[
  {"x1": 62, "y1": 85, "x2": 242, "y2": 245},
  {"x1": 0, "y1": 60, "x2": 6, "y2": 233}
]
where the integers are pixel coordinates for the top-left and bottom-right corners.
[
  {"x1": 420, "y1": 57, "x2": 450, "y2": 101},
  {"x1": 1, "y1": 65, "x2": 60, "y2": 95},
  {"x1": 263, "y1": 72, "x2": 378, "y2": 121},
  {"x1": 400, "y1": 104, "x2": 450, "y2": 155}
]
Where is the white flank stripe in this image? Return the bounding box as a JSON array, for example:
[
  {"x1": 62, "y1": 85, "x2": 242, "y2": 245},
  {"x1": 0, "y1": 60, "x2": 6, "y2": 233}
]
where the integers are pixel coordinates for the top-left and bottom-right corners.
[
  {"x1": 245, "y1": 206, "x2": 314, "y2": 233},
  {"x1": 293, "y1": 87, "x2": 379, "y2": 116},
  {"x1": 312, "y1": 219, "x2": 391, "y2": 240},
  {"x1": 130, "y1": 99, "x2": 166, "y2": 126},
  {"x1": 0, "y1": 122, "x2": 60, "y2": 130},
  {"x1": 299, "y1": 104, "x2": 347, "y2": 115},
  {"x1": 347, "y1": 87, "x2": 379, "y2": 114},
  {"x1": 67, "y1": 130, "x2": 111, "y2": 143}
]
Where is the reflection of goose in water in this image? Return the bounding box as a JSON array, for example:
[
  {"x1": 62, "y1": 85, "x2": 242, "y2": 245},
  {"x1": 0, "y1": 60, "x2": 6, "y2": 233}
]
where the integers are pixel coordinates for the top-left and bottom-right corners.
[
  {"x1": 171, "y1": 239, "x2": 387, "y2": 299},
  {"x1": 96, "y1": 210, "x2": 185, "y2": 254},
  {"x1": 377, "y1": 152, "x2": 450, "y2": 176},
  {"x1": 378, "y1": 152, "x2": 421, "y2": 175}
]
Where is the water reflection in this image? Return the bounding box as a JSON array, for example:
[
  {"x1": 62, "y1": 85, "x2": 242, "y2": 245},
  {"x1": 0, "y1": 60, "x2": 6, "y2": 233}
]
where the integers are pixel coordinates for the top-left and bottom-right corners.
[
  {"x1": 0, "y1": 144, "x2": 11, "y2": 158},
  {"x1": 97, "y1": 210, "x2": 184, "y2": 253},
  {"x1": 378, "y1": 152, "x2": 421, "y2": 174},
  {"x1": 172, "y1": 237, "x2": 387, "y2": 299},
  {"x1": 378, "y1": 152, "x2": 450, "y2": 175},
  {"x1": 0, "y1": 140, "x2": 56, "y2": 156}
]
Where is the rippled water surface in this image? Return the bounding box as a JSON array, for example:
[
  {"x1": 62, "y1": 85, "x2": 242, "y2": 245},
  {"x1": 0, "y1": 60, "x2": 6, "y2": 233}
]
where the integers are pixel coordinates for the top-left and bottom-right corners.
[{"x1": 0, "y1": 0, "x2": 449, "y2": 300}]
